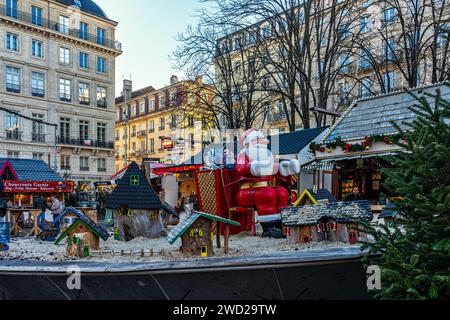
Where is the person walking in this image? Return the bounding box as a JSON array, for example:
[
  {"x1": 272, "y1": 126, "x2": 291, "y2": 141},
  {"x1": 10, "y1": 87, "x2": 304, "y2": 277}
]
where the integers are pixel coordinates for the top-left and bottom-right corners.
[
  {"x1": 34, "y1": 195, "x2": 48, "y2": 230},
  {"x1": 50, "y1": 196, "x2": 63, "y2": 228}
]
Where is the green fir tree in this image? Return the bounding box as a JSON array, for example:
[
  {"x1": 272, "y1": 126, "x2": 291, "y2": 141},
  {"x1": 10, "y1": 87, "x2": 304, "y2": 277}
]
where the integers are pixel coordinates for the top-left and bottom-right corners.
[{"x1": 360, "y1": 81, "x2": 450, "y2": 300}]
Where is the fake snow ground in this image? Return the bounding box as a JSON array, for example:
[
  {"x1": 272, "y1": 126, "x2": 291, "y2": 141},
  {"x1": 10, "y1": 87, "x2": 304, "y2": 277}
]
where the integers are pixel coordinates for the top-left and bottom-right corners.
[{"x1": 0, "y1": 230, "x2": 355, "y2": 264}]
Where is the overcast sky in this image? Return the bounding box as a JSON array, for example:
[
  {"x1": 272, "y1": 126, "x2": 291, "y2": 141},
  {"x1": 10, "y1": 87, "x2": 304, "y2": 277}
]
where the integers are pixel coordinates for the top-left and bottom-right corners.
[{"x1": 95, "y1": 0, "x2": 205, "y2": 95}]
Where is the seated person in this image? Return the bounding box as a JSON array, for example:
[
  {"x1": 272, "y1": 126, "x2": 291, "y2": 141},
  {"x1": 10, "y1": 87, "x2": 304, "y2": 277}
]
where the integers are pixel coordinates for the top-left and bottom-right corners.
[{"x1": 345, "y1": 186, "x2": 364, "y2": 202}]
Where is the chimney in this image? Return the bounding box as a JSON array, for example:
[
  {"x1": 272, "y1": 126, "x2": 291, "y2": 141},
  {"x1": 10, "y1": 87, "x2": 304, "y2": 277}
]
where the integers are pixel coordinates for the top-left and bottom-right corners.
[
  {"x1": 170, "y1": 75, "x2": 179, "y2": 85},
  {"x1": 122, "y1": 79, "x2": 132, "y2": 102}
]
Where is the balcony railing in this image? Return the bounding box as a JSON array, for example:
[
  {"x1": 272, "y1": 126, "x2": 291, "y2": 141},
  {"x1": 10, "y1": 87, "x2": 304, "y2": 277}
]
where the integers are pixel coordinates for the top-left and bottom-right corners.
[
  {"x1": 80, "y1": 167, "x2": 90, "y2": 172},
  {"x1": 97, "y1": 100, "x2": 107, "y2": 109},
  {"x1": 32, "y1": 133, "x2": 46, "y2": 143},
  {"x1": 6, "y1": 130, "x2": 22, "y2": 141},
  {"x1": 6, "y1": 84, "x2": 20, "y2": 94},
  {"x1": 98, "y1": 167, "x2": 107, "y2": 172},
  {"x1": 0, "y1": 4, "x2": 122, "y2": 52},
  {"x1": 32, "y1": 89, "x2": 45, "y2": 98},
  {"x1": 61, "y1": 165, "x2": 71, "y2": 171},
  {"x1": 57, "y1": 136, "x2": 114, "y2": 149},
  {"x1": 137, "y1": 130, "x2": 146, "y2": 137},
  {"x1": 79, "y1": 97, "x2": 90, "y2": 106}
]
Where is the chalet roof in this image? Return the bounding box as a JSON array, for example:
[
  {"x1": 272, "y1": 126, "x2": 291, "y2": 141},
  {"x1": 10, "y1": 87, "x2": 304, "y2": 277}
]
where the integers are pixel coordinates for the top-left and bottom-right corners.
[
  {"x1": 0, "y1": 158, "x2": 63, "y2": 182},
  {"x1": 323, "y1": 83, "x2": 450, "y2": 143},
  {"x1": 306, "y1": 188, "x2": 338, "y2": 204},
  {"x1": 105, "y1": 162, "x2": 162, "y2": 210},
  {"x1": 282, "y1": 201, "x2": 373, "y2": 227},
  {"x1": 167, "y1": 211, "x2": 241, "y2": 245},
  {"x1": 269, "y1": 127, "x2": 328, "y2": 155},
  {"x1": 54, "y1": 207, "x2": 110, "y2": 244}
]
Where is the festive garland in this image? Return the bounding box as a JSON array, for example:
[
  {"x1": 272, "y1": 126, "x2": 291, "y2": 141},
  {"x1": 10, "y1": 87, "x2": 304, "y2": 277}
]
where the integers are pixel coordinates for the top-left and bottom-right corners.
[{"x1": 310, "y1": 134, "x2": 400, "y2": 154}]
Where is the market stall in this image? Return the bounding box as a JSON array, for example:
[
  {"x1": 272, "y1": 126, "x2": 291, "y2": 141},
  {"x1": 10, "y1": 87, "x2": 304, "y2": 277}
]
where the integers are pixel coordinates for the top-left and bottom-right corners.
[
  {"x1": 310, "y1": 83, "x2": 449, "y2": 204},
  {"x1": 0, "y1": 159, "x2": 73, "y2": 208}
]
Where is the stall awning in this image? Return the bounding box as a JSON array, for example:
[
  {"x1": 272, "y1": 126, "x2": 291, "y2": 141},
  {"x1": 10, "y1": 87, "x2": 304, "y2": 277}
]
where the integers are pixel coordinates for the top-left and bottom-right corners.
[{"x1": 152, "y1": 164, "x2": 203, "y2": 176}]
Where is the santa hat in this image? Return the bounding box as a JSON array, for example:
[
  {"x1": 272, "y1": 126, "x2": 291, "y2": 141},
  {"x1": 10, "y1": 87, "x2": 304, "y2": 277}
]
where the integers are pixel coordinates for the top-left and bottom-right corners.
[{"x1": 240, "y1": 128, "x2": 264, "y2": 147}]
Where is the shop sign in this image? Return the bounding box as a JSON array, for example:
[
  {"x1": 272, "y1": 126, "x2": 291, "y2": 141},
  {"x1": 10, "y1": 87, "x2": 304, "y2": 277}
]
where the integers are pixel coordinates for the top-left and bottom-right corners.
[{"x1": 3, "y1": 181, "x2": 74, "y2": 193}]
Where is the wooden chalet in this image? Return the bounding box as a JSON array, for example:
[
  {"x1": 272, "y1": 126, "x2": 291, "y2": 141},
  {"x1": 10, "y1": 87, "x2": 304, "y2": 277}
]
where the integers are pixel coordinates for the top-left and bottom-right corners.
[
  {"x1": 106, "y1": 162, "x2": 166, "y2": 241},
  {"x1": 167, "y1": 211, "x2": 241, "y2": 257}
]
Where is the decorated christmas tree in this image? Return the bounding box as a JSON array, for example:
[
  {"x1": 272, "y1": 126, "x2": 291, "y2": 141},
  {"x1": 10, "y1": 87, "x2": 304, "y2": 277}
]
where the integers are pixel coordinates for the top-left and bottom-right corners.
[{"x1": 360, "y1": 82, "x2": 450, "y2": 300}]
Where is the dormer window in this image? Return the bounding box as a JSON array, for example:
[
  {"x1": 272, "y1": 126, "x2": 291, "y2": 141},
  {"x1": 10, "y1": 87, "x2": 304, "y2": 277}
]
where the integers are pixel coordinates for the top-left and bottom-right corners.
[{"x1": 130, "y1": 175, "x2": 140, "y2": 186}]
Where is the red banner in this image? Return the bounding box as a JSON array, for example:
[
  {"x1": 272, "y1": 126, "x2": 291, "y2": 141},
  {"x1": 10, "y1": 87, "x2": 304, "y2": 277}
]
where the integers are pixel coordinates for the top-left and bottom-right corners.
[{"x1": 3, "y1": 181, "x2": 74, "y2": 193}]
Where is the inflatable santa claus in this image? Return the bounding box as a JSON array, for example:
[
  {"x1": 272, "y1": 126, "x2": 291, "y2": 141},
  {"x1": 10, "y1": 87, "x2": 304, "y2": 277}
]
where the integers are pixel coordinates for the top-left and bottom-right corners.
[{"x1": 236, "y1": 129, "x2": 300, "y2": 237}]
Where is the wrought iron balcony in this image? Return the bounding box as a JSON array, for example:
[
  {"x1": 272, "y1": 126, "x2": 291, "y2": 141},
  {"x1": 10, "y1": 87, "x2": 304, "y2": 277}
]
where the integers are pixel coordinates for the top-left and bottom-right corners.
[
  {"x1": 57, "y1": 136, "x2": 114, "y2": 149},
  {"x1": 6, "y1": 84, "x2": 20, "y2": 94},
  {"x1": 0, "y1": 4, "x2": 122, "y2": 52},
  {"x1": 97, "y1": 100, "x2": 107, "y2": 109},
  {"x1": 32, "y1": 133, "x2": 46, "y2": 143},
  {"x1": 6, "y1": 130, "x2": 22, "y2": 141},
  {"x1": 32, "y1": 88, "x2": 45, "y2": 98},
  {"x1": 137, "y1": 130, "x2": 146, "y2": 137}
]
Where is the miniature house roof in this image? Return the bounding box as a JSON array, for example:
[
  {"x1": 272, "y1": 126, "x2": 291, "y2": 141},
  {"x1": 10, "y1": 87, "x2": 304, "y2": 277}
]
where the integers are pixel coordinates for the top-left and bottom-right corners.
[
  {"x1": 106, "y1": 162, "x2": 162, "y2": 210},
  {"x1": 54, "y1": 207, "x2": 110, "y2": 241},
  {"x1": 282, "y1": 201, "x2": 373, "y2": 227},
  {"x1": 167, "y1": 211, "x2": 241, "y2": 245},
  {"x1": 55, "y1": 219, "x2": 110, "y2": 245},
  {"x1": 379, "y1": 203, "x2": 397, "y2": 219},
  {"x1": 293, "y1": 188, "x2": 338, "y2": 207},
  {"x1": 0, "y1": 158, "x2": 63, "y2": 182}
]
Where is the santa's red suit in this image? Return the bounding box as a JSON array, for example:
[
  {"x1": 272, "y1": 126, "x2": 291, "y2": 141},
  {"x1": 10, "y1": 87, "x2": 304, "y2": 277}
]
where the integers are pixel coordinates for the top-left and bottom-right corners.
[{"x1": 236, "y1": 152, "x2": 289, "y2": 219}]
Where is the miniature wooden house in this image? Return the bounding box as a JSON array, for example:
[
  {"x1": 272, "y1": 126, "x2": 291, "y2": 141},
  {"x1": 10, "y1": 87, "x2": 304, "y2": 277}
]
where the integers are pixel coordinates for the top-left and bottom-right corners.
[
  {"x1": 167, "y1": 211, "x2": 240, "y2": 257},
  {"x1": 54, "y1": 207, "x2": 86, "y2": 233},
  {"x1": 54, "y1": 212, "x2": 109, "y2": 258},
  {"x1": 282, "y1": 201, "x2": 373, "y2": 245},
  {"x1": 106, "y1": 162, "x2": 166, "y2": 241}
]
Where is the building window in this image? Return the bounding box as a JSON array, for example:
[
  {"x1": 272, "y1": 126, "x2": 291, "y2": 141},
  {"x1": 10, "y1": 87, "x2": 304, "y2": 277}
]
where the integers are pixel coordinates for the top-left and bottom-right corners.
[
  {"x1": 384, "y1": 7, "x2": 397, "y2": 24},
  {"x1": 7, "y1": 151, "x2": 19, "y2": 159},
  {"x1": 6, "y1": 32, "x2": 18, "y2": 51},
  {"x1": 59, "y1": 78, "x2": 71, "y2": 102},
  {"x1": 6, "y1": 67, "x2": 20, "y2": 93},
  {"x1": 78, "y1": 82, "x2": 90, "y2": 105},
  {"x1": 97, "y1": 57, "x2": 106, "y2": 73},
  {"x1": 97, "y1": 86, "x2": 107, "y2": 108},
  {"x1": 360, "y1": 48, "x2": 372, "y2": 70},
  {"x1": 159, "y1": 118, "x2": 165, "y2": 131},
  {"x1": 32, "y1": 114, "x2": 45, "y2": 143},
  {"x1": 159, "y1": 95, "x2": 166, "y2": 109},
  {"x1": 31, "y1": 6, "x2": 43, "y2": 26},
  {"x1": 97, "y1": 123, "x2": 107, "y2": 145},
  {"x1": 361, "y1": 78, "x2": 373, "y2": 97},
  {"x1": 59, "y1": 15, "x2": 69, "y2": 34},
  {"x1": 262, "y1": 25, "x2": 271, "y2": 39},
  {"x1": 59, "y1": 47, "x2": 71, "y2": 64},
  {"x1": 60, "y1": 118, "x2": 71, "y2": 142},
  {"x1": 384, "y1": 71, "x2": 395, "y2": 92},
  {"x1": 97, "y1": 28, "x2": 106, "y2": 45},
  {"x1": 31, "y1": 72, "x2": 45, "y2": 97},
  {"x1": 171, "y1": 115, "x2": 177, "y2": 128},
  {"x1": 6, "y1": 0, "x2": 18, "y2": 18},
  {"x1": 150, "y1": 138, "x2": 155, "y2": 153},
  {"x1": 130, "y1": 104, "x2": 136, "y2": 118},
  {"x1": 6, "y1": 112, "x2": 21, "y2": 141},
  {"x1": 61, "y1": 155, "x2": 71, "y2": 170},
  {"x1": 33, "y1": 153, "x2": 44, "y2": 160},
  {"x1": 79, "y1": 22, "x2": 89, "y2": 40},
  {"x1": 149, "y1": 120, "x2": 155, "y2": 133},
  {"x1": 170, "y1": 92, "x2": 177, "y2": 105},
  {"x1": 97, "y1": 158, "x2": 107, "y2": 172},
  {"x1": 149, "y1": 99, "x2": 155, "y2": 111},
  {"x1": 79, "y1": 52, "x2": 89, "y2": 69},
  {"x1": 139, "y1": 101, "x2": 145, "y2": 114},
  {"x1": 116, "y1": 110, "x2": 120, "y2": 121},
  {"x1": 248, "y1": 32, "x2": 256, "y2": 46},
  {"x1": 32, "y1": 40, "x2": 44, "y2": 58},
  {"x1": 384, "y1": 39, "x2": 396, "y2": 61},
  {"x1": 79, "y1": 120, "x2": 89, "y2": 142},
  {"x1": 360, "y1": 16, "x2": 370, "y2": 33},
  {"x1": 80, "y1": 157, "x2": 89, "y2": 171}
]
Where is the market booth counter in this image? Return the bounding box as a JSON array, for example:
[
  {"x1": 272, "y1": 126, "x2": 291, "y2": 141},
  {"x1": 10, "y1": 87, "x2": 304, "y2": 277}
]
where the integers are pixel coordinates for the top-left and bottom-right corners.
[{"x1": 0, "y1": 159, "x2": 73, "y2": 236}]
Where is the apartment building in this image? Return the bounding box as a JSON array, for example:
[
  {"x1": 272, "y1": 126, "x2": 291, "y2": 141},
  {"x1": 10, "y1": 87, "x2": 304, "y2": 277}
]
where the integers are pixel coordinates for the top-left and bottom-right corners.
[
  {"x1": 215, "y1": 0, "x2": 449, "y2": 133},
  {"x1": 115, "y1": 76, "x2": 214, "y2": 172},
  {"x1": 0, "y1": 0, "x2": 122, "y2": 183}
]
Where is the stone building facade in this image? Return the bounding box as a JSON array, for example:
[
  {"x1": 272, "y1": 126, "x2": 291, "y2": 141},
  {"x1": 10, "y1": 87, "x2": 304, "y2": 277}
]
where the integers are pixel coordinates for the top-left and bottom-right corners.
[{"x1": 0, "y1": 0, "x2": 122, "y2": 183}]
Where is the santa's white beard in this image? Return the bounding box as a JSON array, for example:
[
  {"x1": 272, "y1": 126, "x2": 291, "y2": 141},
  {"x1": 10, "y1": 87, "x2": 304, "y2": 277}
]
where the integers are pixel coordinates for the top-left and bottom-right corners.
[{"x1": 247, "y1": 144, "x2": 275, "y2": 176}]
